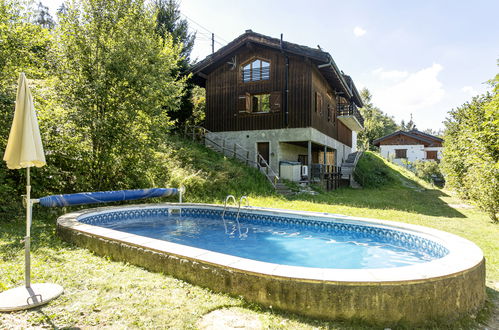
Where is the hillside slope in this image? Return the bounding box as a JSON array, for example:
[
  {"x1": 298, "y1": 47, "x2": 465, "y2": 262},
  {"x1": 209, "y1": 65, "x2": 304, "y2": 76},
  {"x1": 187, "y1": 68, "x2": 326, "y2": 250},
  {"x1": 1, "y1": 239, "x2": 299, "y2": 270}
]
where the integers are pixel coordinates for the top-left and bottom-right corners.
[{"x1": 155, "y1": 134, "x2": 275, "y2": 202}]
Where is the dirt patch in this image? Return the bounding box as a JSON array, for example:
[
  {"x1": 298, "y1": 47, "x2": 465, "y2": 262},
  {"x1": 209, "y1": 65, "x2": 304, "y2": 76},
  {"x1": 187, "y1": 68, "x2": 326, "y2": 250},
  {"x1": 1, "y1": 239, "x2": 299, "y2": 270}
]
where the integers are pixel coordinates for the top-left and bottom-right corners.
[{"x1": 197, "y1": 308, "x2": 263, "y2": 330}]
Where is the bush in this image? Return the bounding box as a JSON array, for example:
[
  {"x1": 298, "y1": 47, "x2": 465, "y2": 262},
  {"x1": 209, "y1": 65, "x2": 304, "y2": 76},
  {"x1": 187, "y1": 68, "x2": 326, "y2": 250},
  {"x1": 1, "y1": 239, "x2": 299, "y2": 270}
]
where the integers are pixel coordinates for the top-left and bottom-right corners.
[
  {"x1": 441, "y1": 73, "x2": 499, "y2": 223},
  {"x1": 412, "y1": 160, "x2": 444, "y2": 185}
]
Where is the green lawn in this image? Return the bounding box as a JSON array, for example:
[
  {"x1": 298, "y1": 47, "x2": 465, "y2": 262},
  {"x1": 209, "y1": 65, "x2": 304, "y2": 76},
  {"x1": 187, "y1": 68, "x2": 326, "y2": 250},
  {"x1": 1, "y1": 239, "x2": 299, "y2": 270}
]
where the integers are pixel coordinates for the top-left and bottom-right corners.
[{"x1": 1, "y1": 153, "x2": 498, "y2": 329}]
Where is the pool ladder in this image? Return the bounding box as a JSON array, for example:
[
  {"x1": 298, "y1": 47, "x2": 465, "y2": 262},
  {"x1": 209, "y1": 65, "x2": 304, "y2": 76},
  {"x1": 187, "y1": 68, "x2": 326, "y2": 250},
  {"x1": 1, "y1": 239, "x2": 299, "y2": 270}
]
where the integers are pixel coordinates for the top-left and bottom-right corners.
[{"x1": 222, "y1": 195, "x2": 249, "y2": 237}]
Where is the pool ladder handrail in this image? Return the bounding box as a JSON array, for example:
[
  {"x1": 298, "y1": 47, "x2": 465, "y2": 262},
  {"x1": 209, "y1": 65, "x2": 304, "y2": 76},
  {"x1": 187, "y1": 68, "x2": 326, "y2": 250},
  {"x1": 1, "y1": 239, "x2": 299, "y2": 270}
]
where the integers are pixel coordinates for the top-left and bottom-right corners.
[
  {"x1": 235, "y1": 196, "x2": 250, "y2": 237},
  {"x1": 222, "y1": 195, "x2": 237, "y2": 234}
]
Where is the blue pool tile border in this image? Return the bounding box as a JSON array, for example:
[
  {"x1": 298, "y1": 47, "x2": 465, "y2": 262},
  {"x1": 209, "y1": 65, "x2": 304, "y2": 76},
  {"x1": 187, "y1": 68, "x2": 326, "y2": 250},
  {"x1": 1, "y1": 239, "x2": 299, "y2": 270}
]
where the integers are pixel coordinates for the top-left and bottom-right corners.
[{"x1": 79, "y1": 206, "x2": 449, "y2": 259}]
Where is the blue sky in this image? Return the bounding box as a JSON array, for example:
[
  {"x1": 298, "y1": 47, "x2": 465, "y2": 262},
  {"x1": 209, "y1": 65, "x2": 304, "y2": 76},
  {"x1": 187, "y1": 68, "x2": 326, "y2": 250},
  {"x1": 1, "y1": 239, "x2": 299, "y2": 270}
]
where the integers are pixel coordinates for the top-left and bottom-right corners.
[{"x1": 44, "y1": 0, "x2": 499, "y2": 131}]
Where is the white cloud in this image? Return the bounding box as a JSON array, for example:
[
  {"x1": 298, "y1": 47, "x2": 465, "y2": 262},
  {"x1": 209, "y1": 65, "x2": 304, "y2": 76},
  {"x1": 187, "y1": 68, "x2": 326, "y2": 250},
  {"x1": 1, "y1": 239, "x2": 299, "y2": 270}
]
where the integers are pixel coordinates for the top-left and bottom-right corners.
[
  {"x1": 353, "y1": 26, "x2": 367, "y2": 37},
  {"x1": 461, "y1": 86, "x2": 478, "y2": 96},
  {"x1": 371, "y1": 63, "x2": 445, "y2": 127},
  {"x1": 372, "y1": 67, "x2": 409, "y2": 80}
]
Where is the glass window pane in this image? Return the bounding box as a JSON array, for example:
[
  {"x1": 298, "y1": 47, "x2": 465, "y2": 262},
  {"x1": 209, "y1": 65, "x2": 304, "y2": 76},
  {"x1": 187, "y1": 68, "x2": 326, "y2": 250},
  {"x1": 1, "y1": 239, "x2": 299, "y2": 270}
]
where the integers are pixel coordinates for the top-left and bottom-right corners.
[
  {"x1": 252, "y1": 67, "x2": 260, "y2": 80},
  {"x1": 261, "y1": 60, "x2": 269, "y2": 67},
  {"x1": 252, "y1": 95, "x2": 259, "y2": 112},
  {"x1": 242, "y1": 64, "x2": 251, "y2": 82},
  {"x1": 260, "y1": 94, "x2": 270, "y2": 112},
  {"x1": 252, "y1": 59, "x2": 261, "y2": 69}
]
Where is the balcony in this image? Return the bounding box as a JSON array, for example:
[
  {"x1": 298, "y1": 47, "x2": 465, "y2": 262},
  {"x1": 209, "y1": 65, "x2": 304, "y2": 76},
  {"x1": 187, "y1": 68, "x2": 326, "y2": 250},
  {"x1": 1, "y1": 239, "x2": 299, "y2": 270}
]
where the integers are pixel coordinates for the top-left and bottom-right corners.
[{"x1": 337, "y1": 103, "x2": 364, "y2": 131}]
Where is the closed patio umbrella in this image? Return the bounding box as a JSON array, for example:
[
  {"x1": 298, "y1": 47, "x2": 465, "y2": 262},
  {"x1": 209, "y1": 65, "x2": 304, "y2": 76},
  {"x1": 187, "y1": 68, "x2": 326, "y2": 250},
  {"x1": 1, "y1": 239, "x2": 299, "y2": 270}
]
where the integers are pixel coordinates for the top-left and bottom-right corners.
[{"x1": 0, "y1": 73, "x2": 63, "y2": 311}]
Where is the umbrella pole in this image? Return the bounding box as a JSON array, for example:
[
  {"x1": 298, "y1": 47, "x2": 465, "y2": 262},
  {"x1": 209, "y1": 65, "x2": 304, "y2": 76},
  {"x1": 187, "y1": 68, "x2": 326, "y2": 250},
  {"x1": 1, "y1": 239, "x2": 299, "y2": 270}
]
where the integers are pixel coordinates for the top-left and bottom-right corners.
[{"x1": 25, "y1": 166, "x2": 31, "y2": 288}]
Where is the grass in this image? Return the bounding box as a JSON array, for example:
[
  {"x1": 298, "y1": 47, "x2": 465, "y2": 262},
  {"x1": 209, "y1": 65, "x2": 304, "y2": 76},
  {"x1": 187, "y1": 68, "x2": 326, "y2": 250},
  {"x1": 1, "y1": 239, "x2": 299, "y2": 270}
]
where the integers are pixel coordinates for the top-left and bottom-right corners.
[{"x1": 0, "y1": 147, "x2": 498, "y2": 329}]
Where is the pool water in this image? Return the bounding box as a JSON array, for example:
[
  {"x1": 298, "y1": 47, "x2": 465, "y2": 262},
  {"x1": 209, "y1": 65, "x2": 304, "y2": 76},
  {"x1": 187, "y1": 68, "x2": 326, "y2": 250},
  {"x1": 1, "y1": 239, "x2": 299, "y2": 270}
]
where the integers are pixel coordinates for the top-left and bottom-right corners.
[{"x1": 100, "y1": 214, "x2": 436, "y2": 269}]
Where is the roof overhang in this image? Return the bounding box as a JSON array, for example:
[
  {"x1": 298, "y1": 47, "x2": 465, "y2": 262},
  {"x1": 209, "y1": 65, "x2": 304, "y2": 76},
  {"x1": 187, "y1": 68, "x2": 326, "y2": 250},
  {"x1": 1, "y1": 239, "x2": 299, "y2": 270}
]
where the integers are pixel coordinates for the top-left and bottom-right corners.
[
  {"x1": 373, "y1": 131, "x2": 437, "y2": 147},
  {"x1": 189, "y1": 31, "x2": 363, "y2": 106}
]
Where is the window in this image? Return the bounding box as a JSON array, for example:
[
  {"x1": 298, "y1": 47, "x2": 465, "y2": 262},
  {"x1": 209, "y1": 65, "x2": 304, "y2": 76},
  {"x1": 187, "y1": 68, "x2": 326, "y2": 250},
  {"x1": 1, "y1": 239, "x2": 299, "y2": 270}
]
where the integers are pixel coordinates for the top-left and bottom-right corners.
[
  {"x1": 242, "y1": 59, "x2": 270, "y2": 82},
  {"x1": 426, "y1": 150, "x2": 438, "y2": 160},
  {"x1": 252, "y1": 94, "x2": 270, "y2": 112},
  {"x1": 395, "y1": 149, "x2": 407, "y2": 159},
  {"x1": 314, "y1": 92, "x2": 322, "y2": 115},
  {"x1": 238, "y1": 92, "x2": 280, "y2": 113}
]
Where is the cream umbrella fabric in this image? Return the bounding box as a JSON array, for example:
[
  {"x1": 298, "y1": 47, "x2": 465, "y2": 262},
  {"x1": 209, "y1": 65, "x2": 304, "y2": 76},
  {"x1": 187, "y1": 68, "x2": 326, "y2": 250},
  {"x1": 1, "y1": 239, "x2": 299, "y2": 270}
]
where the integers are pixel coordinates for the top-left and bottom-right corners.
[{"x1": 3, "y1": 72, "x2": 46, "y2": 169}]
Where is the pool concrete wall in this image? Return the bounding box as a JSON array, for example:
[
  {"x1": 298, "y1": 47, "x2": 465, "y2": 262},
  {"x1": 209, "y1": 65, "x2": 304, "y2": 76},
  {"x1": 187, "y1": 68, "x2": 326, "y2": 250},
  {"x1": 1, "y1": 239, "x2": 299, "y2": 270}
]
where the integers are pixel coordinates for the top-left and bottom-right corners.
[{"x1": 57, "y1": 210, "x2": 486, "y2": 327}]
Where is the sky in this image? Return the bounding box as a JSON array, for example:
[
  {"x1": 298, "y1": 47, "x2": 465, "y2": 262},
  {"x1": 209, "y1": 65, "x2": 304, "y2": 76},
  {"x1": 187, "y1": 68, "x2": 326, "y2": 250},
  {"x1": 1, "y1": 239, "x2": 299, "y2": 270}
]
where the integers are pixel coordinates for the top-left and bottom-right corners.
[{"x1": 43, "y1": 0, "x2": 499, "y2": 131}]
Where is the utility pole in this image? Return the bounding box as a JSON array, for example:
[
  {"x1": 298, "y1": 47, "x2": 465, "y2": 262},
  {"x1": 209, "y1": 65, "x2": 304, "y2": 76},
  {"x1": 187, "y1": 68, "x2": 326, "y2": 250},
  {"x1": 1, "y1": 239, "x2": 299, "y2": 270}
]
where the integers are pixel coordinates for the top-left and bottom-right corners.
[{"x1": 211, "y1": 33, "x2": 214, "y2": 53}]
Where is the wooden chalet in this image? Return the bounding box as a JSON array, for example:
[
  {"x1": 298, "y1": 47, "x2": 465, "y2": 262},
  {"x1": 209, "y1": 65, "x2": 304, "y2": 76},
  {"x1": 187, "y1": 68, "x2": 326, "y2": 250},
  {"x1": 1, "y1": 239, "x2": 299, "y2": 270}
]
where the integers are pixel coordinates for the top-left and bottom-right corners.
[
  {"x1": 373, "y1": 130, "x2": 443, "y2": 164},
  {"x1": 190, "y1": 30, "x2": 364, "y2": 183}
]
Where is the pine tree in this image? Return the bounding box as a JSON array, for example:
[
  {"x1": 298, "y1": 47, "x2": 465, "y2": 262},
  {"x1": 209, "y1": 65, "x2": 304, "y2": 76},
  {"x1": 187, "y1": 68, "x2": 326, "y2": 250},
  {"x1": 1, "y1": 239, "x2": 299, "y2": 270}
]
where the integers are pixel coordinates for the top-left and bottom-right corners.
[
  {"x1": 154, "y1": 0, "x2": 197, "y2": 128},
  {"x1": 33, "y1": 1, "x2": 55, "y2": 29}
]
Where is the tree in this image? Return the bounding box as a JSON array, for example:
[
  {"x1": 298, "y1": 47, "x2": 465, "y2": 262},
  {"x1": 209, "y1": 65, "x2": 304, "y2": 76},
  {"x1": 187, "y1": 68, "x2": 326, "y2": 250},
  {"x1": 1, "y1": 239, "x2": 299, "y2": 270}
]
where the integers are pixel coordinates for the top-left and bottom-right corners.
[
  {"x1": 32, "y1": 1, "x2": 55, "y2": 29},
  {"x1": 441, "y1": 73, "x2": 499, "y2": 223},
  {"x1": 154, "y1": 0, "x2": 195, "y2": 64},
  {"x1": 400, "y1": 113, "x2": 416, "y2": 131},
  {"x1": 0, "y1": 0, "x2": 52, "y2": 216},
  {"x1": 423, "y1": 128, "x2": 444, "y2": 138},
  {"x1": 154, "y1": 0, "x2": 196, "y2": 128},
  {"x1": 356, "y1": 88, "x2": 398, "y2": 150},
  {"x1": 50, "y1": 0, "x2": 186, "y2": 191}
]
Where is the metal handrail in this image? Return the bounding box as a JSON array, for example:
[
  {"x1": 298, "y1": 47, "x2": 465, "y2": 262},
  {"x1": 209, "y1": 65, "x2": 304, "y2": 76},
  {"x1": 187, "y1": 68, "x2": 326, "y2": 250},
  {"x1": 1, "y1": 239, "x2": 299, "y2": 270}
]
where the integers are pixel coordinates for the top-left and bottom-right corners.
[
  {"x1": 186, "y1": 126, "x2": 279, "y2": 187},
  {"x1": 235, "y1": 196, "x2": 250, "y2": 237},
  {"x1": 337, "y1": 103, "x2": 364, "y2": 127},
  {"x1": 222, "y1": 195, "x2": 237, "y2": 234}
]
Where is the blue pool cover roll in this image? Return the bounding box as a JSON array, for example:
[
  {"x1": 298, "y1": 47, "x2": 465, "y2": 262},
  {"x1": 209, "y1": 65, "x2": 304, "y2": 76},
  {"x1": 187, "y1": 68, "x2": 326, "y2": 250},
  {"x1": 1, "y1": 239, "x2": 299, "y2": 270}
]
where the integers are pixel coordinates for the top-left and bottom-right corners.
[{"x1": 38, "y1": 188, "x2": 178, "y2": 207}]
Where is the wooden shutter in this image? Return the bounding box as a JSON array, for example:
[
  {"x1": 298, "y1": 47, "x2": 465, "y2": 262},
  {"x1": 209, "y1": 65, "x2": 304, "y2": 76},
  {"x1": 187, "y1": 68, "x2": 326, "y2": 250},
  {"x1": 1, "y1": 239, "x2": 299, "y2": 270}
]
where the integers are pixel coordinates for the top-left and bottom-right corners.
[
  {"x1": 270, "y1": 91, "x2": 281, "y2": 112},
  {"x1": 426, "y1": 150, "x2": 438, "y2": 160},
  {"x1": 237, "y1": 93, "x2": 251, "y2": 113}
]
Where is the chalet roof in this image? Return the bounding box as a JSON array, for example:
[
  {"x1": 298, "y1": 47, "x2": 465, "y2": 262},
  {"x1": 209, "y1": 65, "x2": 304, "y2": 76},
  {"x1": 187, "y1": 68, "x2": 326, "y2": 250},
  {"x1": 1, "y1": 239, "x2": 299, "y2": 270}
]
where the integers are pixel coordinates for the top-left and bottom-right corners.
[
  {"x1": 373, "y1": 130, "x2": 443, "y2": 147},
  {"x1": 407, "y1": 129, "x2": 444, "y2": 143},
  {"x1": 189, "y1": 30, "x2": 363, "y2": 107}
]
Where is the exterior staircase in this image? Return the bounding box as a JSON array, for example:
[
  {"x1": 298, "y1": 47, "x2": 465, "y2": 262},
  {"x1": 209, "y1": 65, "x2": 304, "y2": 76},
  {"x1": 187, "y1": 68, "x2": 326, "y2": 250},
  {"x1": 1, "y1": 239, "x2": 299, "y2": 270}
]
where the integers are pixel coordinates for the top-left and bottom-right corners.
[
  {"x1": 274, "y1": 180, "x2": 295, "y2": 196},
  {"x1": 341, "y1": 151, "x2": 363, "y2": 188},
  {"x1": 185, "y1": 126, "x2": 279, "y2": 188}
]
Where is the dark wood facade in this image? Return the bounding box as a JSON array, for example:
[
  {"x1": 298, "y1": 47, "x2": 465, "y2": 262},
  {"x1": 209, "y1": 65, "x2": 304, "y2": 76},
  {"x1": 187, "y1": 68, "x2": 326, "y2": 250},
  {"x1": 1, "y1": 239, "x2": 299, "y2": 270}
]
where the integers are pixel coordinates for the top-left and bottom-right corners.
[{"x1": 192, "y1": 31, "x2": 364, "y2": 148}]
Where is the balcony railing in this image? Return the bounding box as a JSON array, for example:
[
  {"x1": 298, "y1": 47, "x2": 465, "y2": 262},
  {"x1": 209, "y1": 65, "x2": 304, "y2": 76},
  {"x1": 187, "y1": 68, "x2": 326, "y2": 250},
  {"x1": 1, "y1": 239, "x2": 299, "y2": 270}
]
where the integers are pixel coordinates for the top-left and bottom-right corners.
[{"x1": 337, "y1": 102, "x2": 364, "y2": 127}]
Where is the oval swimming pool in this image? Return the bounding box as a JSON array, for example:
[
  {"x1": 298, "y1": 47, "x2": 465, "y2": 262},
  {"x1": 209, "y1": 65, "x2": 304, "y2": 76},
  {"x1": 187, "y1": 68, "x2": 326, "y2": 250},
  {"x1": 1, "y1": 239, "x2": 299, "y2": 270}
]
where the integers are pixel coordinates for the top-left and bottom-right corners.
[
  {"x1": 57, "y1": 203, "x2": 485, "y2": 326},
  {"x1": 89, "y1": 207, "x2": 447, "y2": 269}
]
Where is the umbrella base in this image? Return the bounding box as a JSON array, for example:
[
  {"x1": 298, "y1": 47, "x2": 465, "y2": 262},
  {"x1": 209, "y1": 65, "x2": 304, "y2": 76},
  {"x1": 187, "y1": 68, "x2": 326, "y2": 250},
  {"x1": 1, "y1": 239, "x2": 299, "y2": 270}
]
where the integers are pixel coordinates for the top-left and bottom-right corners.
[{"x1": 0, "y1": 283, "x2": 63, "y2": 312}]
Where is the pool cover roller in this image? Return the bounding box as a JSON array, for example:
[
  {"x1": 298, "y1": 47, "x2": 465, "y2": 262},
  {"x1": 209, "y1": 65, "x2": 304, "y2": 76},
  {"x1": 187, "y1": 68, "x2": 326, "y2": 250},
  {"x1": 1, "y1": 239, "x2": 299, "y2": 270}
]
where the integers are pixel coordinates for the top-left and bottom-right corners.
[{"x1": 38, "y1": 188, "x2": 179, "y2": 207}]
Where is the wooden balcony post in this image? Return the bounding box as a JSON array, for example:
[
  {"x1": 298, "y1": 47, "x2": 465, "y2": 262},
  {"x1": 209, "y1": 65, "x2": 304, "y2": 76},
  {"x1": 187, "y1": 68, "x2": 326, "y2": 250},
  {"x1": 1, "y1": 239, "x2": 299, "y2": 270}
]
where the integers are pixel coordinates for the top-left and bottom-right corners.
[{"x1": 307, "y1": 141, "x2": 312, "y2": 184}]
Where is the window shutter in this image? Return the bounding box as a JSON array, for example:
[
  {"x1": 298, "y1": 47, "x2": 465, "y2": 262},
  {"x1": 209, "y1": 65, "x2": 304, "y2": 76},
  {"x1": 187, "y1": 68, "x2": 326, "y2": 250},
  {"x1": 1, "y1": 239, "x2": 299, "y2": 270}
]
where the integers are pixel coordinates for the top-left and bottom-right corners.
[
  {"x1": 237, "y1": 93, "x2": 251, "y2": 112},
  {"x1": 270, "y1": 91, "x2": 281, "y2": 112}
]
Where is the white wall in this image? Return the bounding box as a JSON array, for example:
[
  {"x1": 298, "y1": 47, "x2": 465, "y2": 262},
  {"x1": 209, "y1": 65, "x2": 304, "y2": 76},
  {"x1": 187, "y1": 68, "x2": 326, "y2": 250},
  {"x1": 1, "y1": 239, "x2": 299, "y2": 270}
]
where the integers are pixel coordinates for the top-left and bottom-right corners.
[
  {"x1": 351, "y1": 131, "x2": 357, "y2": 152},
  {"x1": 380, "y1": 145, "x2": 443, "y2": 164},
  {"x1": 380, "y1": 144, "x2": 425, "y2": 165},
  {"x1": 279, "y1": 142, "x2": 307, "y2": 162}
]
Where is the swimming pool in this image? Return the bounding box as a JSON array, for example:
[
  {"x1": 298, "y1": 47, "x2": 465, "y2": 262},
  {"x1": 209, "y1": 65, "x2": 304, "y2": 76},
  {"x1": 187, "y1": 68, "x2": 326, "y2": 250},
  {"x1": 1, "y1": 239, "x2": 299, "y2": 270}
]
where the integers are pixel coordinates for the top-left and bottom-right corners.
[{"x1": 57, "y1": 203, "x2": 485, "y2": 326}]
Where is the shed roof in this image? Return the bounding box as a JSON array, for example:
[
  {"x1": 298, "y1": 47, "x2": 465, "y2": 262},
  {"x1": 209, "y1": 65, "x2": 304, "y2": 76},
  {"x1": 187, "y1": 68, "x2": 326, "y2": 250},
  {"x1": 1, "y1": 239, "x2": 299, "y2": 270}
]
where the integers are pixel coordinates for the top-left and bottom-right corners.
[{"x1": 189, "y1": 30, "x2": 363, "y2": 107}]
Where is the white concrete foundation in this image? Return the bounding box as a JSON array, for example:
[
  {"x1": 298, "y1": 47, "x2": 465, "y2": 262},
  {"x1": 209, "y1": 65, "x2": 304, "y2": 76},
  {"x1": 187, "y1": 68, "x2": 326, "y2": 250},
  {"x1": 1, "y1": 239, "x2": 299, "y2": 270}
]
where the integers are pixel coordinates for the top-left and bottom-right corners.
[{"x1": 206, "y1": 128, "x2": 352, "y2": 172}]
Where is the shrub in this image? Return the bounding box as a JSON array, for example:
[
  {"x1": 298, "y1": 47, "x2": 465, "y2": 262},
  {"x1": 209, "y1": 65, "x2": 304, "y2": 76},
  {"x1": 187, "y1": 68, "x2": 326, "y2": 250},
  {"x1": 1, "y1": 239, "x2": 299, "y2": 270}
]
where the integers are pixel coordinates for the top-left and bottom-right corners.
[
  {"x1": 441, "y1": 73, "x2": 499, "y2": 223},
  {"x1": 412, "y1": 160, "x2": 444, "y2": 185}
]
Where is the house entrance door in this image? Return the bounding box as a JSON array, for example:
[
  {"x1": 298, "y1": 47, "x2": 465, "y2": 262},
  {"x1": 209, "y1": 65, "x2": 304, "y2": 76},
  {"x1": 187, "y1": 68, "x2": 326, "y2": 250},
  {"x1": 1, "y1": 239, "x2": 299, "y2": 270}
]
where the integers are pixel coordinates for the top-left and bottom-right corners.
[{"x1": 257, "y1": 142, "x2": 270, "y2": 167}]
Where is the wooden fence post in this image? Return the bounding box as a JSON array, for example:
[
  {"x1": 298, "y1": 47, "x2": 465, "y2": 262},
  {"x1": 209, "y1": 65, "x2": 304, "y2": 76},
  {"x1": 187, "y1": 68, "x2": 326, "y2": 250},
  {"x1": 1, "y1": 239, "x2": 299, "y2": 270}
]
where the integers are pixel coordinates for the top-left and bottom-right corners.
[
  {"x1": 246, "y1": 151, "x2": 249, "y2": 165},
  {"x1": 233, "y1": 144, "x2": 236, "y2": 159}
]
